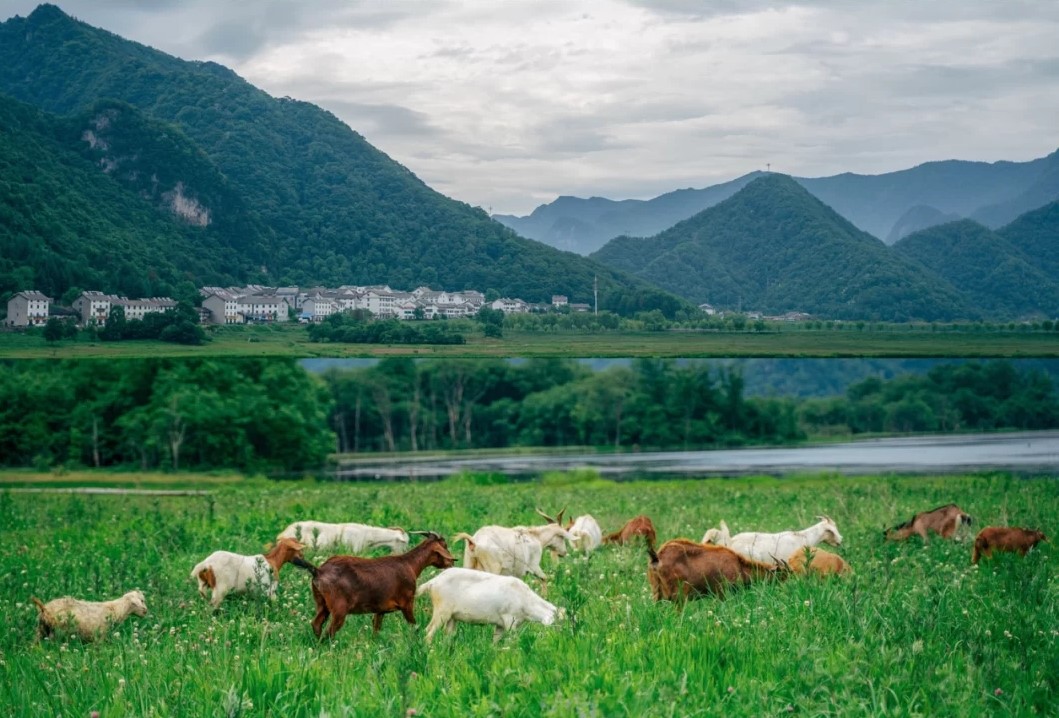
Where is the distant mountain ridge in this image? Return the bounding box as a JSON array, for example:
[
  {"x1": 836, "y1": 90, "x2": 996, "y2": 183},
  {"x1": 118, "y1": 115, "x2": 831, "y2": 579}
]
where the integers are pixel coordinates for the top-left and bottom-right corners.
[
  {"x1": 591, "y1": 174, "x2": 977, "y2": 321},
  {"x1": 0, "y1": 4, "x2": 686, "y2": 315},
  {"x1": 498, "y1": 152, "x2": 1059, "y2": 254}
]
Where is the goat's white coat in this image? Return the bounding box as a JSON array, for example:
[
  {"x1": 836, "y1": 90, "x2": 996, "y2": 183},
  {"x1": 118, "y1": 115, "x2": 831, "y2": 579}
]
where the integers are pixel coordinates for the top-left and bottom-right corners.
[
  {"x1": 191, "y1": 551, "x2": 280, "y2": 608},
  {"x1": 277, "y1": 521, "x2": 409, "y2": 553},
  {"x1": 417, "y1": 568, "x2": 562, "y2": 641},
  {"x1": 457, "y1": 524, "x2": 573, "y2": 580},
  {"x1": 567, "y1": 514, "x2": 603, "y2": 554},
  {"x1": 703, "y1": 516, "x2": 843, "y2": 566},
  {"x1": 34, "y1": 590, "x2": 147, "y2": 640}
]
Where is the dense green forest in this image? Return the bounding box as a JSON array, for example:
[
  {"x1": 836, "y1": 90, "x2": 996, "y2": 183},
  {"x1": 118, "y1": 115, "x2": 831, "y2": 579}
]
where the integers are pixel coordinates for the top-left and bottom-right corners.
[
  {"x1": 592, "y1": 175, "x2": 977, "y2": 321},
  {"x1": 3, "y1": 358, "x2": 1052, "y2": 474},
  {"x1": 894, "y1": 219, "x2": 1059, "y2": 318},
  {"x1": 0, "y1": 5, "x2": 685, "y2": 316}
]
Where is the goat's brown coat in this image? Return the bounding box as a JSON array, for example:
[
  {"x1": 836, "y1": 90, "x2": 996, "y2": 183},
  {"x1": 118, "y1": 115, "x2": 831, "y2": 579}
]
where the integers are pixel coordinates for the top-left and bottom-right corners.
[
  {"x1": 604, "y1": 515, "x2": 657, "y2": 549},
  {"x1": 787, "y1": 547, "x2": 851, "y2": 576},
  {"x1": 647, "y1": 539, "x2": 783, "y2": 602},
  {"x1": 972, "y1": 526, "x2": 1047, "y2": 564},
  {"x1": 885, "y1": 504, "x2": 972, "y2": 543},
  {"x1": 293, "y1": 534, "x2": 455, "y2": 639}
]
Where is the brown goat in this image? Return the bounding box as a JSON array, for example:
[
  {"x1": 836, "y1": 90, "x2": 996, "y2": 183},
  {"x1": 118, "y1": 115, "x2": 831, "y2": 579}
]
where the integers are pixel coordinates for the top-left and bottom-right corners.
[
  {"x1": 972, "y1": 526, "x2": 1047, "y2": 564},
  {"x1": 885, "y1": 503, "x2": 972, "y2": 543},
  {"x1": 647, "y1": 539, "x2": 784, "y2": 602},
  {"x1": 787, "y1": 546, "x2": 851, "y2": 576},
  {"x1": 604, "y1": 515, "x2": 657, "y2": 550},
  {"x1": 292, "y1": 532, "x2": 455, "y2": 638}
]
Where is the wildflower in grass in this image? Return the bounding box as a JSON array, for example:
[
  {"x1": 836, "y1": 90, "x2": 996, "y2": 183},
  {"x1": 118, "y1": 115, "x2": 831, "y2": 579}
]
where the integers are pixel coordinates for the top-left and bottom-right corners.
[
  {"x1": 994, "y1": 688, "x2": 1003, "y2": 696},
  {"x1": 727, "y1": 686, "x2": 735, "y2": 694},
  {"x1": 1003, "y1": 630, "x2": 1012, "y2": 639}
]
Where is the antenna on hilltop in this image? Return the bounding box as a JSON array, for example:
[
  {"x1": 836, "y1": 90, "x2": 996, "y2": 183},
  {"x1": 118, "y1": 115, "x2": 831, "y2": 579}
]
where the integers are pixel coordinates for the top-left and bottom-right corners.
[
  {"x1": 593, "y1": 274, "x2": 598, "y2": 316},
  {"x1": 766, "y1": 163, "x2": 771, "y2": 173}
]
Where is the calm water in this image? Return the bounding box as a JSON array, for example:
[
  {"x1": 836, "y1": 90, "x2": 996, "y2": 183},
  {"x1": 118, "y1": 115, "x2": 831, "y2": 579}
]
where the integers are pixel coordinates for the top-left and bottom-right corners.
[{"x1": 331, "y1": 431, "x2": 1059, "y2": 481}]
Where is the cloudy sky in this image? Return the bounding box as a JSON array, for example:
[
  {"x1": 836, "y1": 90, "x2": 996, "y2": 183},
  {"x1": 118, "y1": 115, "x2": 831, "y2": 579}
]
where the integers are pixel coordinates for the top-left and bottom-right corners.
[{"x1": 3, "y1": 1, "x2": 1058, "y2": 215}]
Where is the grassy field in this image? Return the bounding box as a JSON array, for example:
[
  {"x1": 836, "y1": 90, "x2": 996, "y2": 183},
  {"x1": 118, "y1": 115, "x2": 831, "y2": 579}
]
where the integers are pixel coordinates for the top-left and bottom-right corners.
[
  {"x1": 3, "y1": 323, "x2": 1059, "y2": 358},
  {"x1": 1, "y1": 471, "x2": 1055, "y2": 717}
]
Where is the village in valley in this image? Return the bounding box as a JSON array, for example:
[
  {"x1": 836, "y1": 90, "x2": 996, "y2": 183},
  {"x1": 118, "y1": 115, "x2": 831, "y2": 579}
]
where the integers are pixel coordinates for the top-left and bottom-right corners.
[{"x1": 3, "y1": 285, "x2": 597, "y2": 329}]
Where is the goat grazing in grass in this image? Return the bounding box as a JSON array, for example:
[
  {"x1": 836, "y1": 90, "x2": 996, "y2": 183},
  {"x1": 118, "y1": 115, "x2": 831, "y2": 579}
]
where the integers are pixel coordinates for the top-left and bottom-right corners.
[
  {"x1": 704, "y1": 516, "x2": 843, "y2": 566},
  {"x1": 191, "y1": 537, "x2": 306, "y2": 608},
  {"x1": 648, "y1": 539, "x2": 785, "y2": 603},
  {"x1": 972, "y1": 526, "x2": 1047, "y2": 564},
  {"x1": 277, "y1": 521, "x2": 409, "y2": 554},
  {"x1": 885, "y1": 504, "x2": 973, "y2": 543},
  {"x1": 603, "y1": 515, "x2": 657, "y2": 550},
  {"x1": 566, "y1": 514, "x2": 604, "y2": 555},
  {"x1": 454, "y1": 512, "x2": 575, "y2": 583},
  {"x1": 292, "y1": 531, "x2": 455, "y2": 638},
  {"x1": 417, "y1": 568, "x2": 563, "y2": 642},
  {"x1": 787, "y1": 546, "x2": 851, "y2": 576},
  {"x1": 32, "y1": 590, "x2": 147, "y2": 641}
]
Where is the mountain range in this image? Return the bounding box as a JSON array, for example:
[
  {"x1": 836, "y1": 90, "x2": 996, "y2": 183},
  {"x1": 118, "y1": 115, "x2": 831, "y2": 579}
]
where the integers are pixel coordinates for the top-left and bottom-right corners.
[
  {"x1": 497, "y1": 151, "x2": 1059, "y2": 255},
  {"x1": 591, "y1": 174, "x2": 1059, "y2": 321},
  {"x1": 0, "y1": 5, "x2": 685, "y2": 315}
]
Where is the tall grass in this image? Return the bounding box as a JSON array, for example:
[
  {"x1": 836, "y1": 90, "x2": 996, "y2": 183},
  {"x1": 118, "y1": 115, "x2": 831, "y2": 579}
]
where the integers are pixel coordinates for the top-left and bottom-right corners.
[{"x1": 0, "y1": 472, "x2": 1055, "y2": 716}]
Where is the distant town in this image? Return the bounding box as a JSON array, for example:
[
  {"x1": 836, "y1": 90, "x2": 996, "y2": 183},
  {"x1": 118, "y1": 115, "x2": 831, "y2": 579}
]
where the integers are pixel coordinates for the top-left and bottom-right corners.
[{"x1": 4, "y1": 285, "x2": 599, "y2": 328}]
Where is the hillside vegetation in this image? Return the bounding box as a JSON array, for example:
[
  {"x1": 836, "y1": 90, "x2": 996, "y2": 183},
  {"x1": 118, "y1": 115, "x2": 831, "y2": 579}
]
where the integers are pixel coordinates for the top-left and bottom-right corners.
[
  {"x1": 0, "y1": 5, "x2": 683, "y2": 315},
  {"x1": 592, "y1": 175, "x2": 976, "y2": 321}
]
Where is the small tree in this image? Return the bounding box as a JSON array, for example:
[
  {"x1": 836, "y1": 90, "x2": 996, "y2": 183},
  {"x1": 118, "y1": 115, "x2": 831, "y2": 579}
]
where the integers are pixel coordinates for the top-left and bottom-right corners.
[{"x1": 43, "y1": 317, "x2": 65, "y2": 343}]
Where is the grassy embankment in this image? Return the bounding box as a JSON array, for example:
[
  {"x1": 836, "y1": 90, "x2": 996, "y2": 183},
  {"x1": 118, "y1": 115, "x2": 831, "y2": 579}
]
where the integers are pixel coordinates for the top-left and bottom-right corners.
[
  {"x1": 1, "y1": 471, "x2": 1056, "y2": 716},
  {"x1": 2, "y1": 323, "x2": 1059, "y2": 358}
]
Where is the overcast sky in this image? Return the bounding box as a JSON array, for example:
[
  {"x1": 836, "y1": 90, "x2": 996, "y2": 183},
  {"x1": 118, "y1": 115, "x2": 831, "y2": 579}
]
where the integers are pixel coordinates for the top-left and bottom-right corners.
[{"x1": 3, "y1": 1, "x2": 1058, "y2": 215}]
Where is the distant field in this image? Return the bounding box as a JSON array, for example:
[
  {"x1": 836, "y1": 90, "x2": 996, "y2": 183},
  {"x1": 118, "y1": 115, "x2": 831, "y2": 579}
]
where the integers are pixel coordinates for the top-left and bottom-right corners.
[
  {"x1": 2, "y1": 324, "x2": 1059, "y2": 358},
  {"x1": 1, "y1": 471, "x2": 1055, "y2": 716}
]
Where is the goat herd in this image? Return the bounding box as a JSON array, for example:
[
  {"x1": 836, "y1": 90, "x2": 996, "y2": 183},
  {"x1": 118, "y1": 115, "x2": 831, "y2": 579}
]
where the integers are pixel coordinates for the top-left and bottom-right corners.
[{"x1": 31, "y1": 503, "x2": 1047, "y2": 644}]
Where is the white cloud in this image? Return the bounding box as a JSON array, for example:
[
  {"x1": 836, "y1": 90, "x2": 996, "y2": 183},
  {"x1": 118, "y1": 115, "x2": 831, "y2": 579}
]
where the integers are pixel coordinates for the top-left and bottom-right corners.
[{"x1": 2, "y1": 0, "x2": 1057, "y2": 214}]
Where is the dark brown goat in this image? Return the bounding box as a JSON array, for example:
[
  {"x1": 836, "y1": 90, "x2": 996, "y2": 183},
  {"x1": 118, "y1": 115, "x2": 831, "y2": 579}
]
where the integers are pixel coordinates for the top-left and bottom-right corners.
[
  {"x1": 647, "y1": 539, "x2": 785, "y2": 602},
  {"x1": 972, "y1": 526, "x2": 1047, "y2": 564},
  {"x1": 603, "y1": 515, "x2": 657, "y2": 550},
  {"x1": 292, "y1": 532, "x2": 455, "y2": 638}
]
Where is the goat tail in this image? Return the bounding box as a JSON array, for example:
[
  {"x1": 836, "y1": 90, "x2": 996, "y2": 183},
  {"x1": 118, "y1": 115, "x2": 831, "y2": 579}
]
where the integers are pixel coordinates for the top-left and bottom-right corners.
[
  {"x1": 31, "y1": 596, "x2": 47, "y2": 614},
  {"x1": 451, "y1": 532, "x2": 476, "y2": 549},
  {"x1": 291, "y1": 556, "x2": 319, "y2": 577},
  {"x1": 647, "y1": 544, "x2": 659, "y2": 566}
]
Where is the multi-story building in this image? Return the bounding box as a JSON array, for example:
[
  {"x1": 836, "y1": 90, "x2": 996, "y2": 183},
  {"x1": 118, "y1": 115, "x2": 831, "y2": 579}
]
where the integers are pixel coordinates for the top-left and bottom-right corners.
[{"x1": 5, "y1": 290, "x2": 51, "y2": 327}]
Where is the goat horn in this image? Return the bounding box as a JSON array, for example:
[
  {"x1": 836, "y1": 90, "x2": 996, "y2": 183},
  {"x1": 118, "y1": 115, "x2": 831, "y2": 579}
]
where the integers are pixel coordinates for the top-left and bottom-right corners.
[
  {"x1": 557, "y1": 506, "x2": 567, "y2": 524},
  {"x1": 408, "y1": 530, "x2": 432, "y2": 536},
  {"x1": 535, "y1": 508, "x2": 557, "y2": 523}
]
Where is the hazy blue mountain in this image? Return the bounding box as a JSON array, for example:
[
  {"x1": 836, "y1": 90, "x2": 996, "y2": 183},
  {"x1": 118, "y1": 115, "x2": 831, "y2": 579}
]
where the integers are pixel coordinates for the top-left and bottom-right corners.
[
  {"x1": 894, "y1": 220, "x2": 1059, "y2": 319},
  {"x1": 885, "y1": 205, "x2": 963, "y2": 244},
  {"x1": 0, "y1": 5, "x2": 686, "y2": 314},
  {"x1": 591, "y1": 174, "x2": 974, "y2": 321},
  {"x1": 500, "y1": 152, "x2": 1059, "y2": 253}
]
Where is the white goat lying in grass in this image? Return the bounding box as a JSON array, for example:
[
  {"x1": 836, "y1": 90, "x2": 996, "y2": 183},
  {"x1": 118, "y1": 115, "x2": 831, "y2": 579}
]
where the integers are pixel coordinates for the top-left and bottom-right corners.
[
  {"x1": 32, "y1": 590, "x2": 147, "y2": 641},
  {"x1": 191, "y1": 537, "x2": 305, "y2": 608},
  {"x1": 277, "y1": 521, "x2": 409, "y2": 554},
  {"x1": 702, "y1": 516, "x2": 843, "y2": 566},
  {"x1": 417, "y1": 567, "x2": 563, "y2": 642}
]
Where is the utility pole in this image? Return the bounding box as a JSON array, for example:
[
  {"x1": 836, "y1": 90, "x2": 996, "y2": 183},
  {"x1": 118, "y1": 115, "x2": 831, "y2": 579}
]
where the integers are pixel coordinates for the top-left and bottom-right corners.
[{"x1": 593, "y1": 275, "x2": 598, "y2": 315}]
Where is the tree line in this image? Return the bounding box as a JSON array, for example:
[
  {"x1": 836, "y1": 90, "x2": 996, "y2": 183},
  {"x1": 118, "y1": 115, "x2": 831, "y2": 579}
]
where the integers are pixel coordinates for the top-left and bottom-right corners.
[{"x1": 0, "y1": 359, "x2": 1054, "y2": 474}]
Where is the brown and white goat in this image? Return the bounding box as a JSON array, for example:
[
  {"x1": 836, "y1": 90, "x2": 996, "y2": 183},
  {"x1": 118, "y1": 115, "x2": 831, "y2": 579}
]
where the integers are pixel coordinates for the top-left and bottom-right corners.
[
  {"x1": 604, "y1": 515, "x2": 657, "y2": 550},
  {"x1": 32, "y1": 590, "x2": 147, "y2": 641},
  {"x1": 292, "y1": 531, "x2": 455, "y2": 638},
  {"x1": 191, "y1": 538, "x2": 306, "y2": 609},
  {"x1": 647, "y1": 539, "x2": 784, "y2": 603},
  {"x1": 885, "y1": 504, "x2": 972, "y2": 543},
  {"x1": 972, "y1": 526, "x2": 1047, "y2": 564}
]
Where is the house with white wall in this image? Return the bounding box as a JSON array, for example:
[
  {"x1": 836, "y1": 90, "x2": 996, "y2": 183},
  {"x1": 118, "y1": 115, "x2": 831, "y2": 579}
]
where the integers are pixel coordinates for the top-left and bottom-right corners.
[{"x1": 5, "y1": 291, "x2": 51, "y2": 327}]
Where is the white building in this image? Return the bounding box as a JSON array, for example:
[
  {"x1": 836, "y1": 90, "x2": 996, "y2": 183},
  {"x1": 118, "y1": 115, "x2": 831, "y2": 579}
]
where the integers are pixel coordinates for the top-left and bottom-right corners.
[
  {"x1": 491, "y1": 298, "x2": 528, "y2": 313},
  {"x1": 6, "y1": 290, "x2": 51, "y2": 327},
  {"x1": 202, "y1": 290, "x2": 243, "y2": 324},
  {"x1": 74, "y1": 291, "x2": 120, "y2": 326},
  {"x1": 238, "y1": 296, "x2": 290, "y2": 322},
  {"x1": 122, "y1": 297, "x2": 177, "y2": 321}
]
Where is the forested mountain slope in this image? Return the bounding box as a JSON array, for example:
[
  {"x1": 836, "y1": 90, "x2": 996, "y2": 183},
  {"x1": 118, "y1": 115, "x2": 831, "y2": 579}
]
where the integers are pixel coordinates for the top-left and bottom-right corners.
[
  {"x1": 591, "y1": 175, "x2": 975, "y2": 321},
  {"x1": 0, "y1": 5, "x2": 684, "y2": 314},
  {"x1": 893, "y1": 220, "x2": 1059, "y2": 319}
]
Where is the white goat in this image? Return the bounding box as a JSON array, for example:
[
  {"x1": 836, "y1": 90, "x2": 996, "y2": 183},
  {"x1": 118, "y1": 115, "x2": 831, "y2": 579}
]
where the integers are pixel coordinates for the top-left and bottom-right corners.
[
  {"x1": 702, "y1": 516, "x2": 843, "y2": 566},
  {"x1": 191, "y1": 538, "x2": 305, "y2": 608},
  {"x1": 277, "y1": 521, "x2": 409, "y2": 554},
  {"x1": 32, "y1": 590, "x2": 147, "y2": 641},
  {"x1": 566, "y1": 514, "x2": 603, "y2": 554},
  {"x1": 453, "y1": 523, "x2": 574, "y2": 581},
  {"x1": 417, "y1": 568, "x2": 563, "y2": 642}
]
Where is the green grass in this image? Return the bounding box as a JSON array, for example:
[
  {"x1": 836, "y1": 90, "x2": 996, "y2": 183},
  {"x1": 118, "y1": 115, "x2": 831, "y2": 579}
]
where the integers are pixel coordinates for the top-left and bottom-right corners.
[
  {"x1": 3, "y1": 323, "x2": 1059, "y2": 358},
  {"x1": 1, "y1": 472, "x2": 1056, "y2": 716}
]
